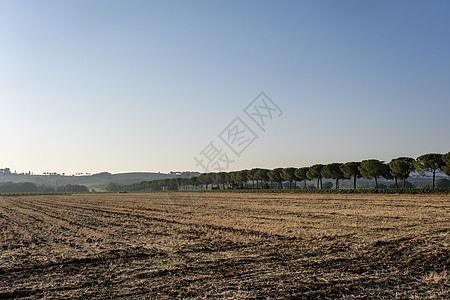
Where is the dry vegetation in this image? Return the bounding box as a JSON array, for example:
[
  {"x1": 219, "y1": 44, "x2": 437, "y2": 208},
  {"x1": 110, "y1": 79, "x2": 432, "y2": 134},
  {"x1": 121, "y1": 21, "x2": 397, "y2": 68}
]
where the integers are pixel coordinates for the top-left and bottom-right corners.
[{"x1": 0, "y1": 192, "x2": 449, "y2": 299}]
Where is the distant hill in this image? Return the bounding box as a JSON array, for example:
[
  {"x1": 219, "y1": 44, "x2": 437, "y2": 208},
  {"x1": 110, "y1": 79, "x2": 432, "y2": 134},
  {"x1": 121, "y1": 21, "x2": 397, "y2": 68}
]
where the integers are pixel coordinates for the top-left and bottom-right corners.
[{"x1": 0, "y1": 171, "x2": 201, "y2": 191}]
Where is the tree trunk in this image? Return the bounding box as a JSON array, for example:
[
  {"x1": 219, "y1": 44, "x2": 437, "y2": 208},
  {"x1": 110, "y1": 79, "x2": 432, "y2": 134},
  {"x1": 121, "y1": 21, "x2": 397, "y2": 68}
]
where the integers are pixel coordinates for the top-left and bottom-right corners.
[
  {"x1": 402, "y1": 175, "x2": 406, "y2": 188},
  {"x1": 353, "y1": 175, "x2": 357, "y2": 189},
  {"x1": 303, "y1": 179, "x2": 306, "y2": 189},
  {"x1": 317, "y1": 178, "x2": 319, "y2": 189},
  {"x1": 395, "y1": 177, "x2": 398, "y2": 189},
  {"x1": 320, "y1": 178, "x2": 323, "y2": 189},
  {"x1": 335, "y1": 178, "x2": 339, "y2": 190},
  {"x1": 374, "y1": 177, "x2": 378, "y2": 189},
  {"x1": 432, "y1": 169, "x2": 436, "y2": 188}
]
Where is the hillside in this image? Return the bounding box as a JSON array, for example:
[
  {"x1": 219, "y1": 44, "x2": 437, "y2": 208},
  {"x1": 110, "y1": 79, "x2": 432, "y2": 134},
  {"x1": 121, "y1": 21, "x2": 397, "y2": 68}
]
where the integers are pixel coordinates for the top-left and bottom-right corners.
[{"x1": 0, "y1": 171, "x2": 200, "y2": 191}]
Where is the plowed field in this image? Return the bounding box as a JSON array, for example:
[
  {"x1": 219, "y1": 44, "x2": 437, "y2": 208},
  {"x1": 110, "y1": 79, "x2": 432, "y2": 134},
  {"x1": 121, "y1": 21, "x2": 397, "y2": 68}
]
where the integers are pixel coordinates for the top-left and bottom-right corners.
[{"x1": 1, "y1": 193, "x2": 449, "y2": 299}]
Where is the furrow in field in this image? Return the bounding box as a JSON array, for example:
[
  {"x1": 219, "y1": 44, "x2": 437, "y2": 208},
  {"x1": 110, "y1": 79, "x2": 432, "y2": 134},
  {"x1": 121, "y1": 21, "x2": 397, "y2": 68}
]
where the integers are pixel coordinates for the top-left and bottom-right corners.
[{"x1": 1, "y1": 193, "x2": 449, "y2": 299}]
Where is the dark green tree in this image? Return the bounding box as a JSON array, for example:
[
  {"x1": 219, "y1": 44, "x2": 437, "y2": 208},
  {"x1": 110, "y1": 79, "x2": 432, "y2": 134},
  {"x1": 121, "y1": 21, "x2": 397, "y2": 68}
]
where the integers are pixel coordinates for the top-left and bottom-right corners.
[
  {"x1": 442, "y1": 152, "x2": 450, "y2": 175},
  {"x1": 214, "y1": 172, "x2": 227, "y2": 189},
  {"x1": 388, "y1": 169, "x2": 401, "y2": 189},
  {"x1": 169, "y1": 178, "x2": 179, "y2": 190},
  {"x1": 229, "y1": 171, "x2": 239, "y2": 187},
  {"x1": 268, "y1": 168, "x2": 283, "y2": 189},
  {"x1": 65, "y1": 184, "x2": 89, "y2": 193},
  {"x1": 164, "y1": 178, "x2": 171, "y2": 190},
  {"x1": 0, "y1": 182, "x2": 38, "y2": 193},
  {"x1": 321, "y1": 163, "x2": 345, "y2": 189},
  {"x1": 415, "y1": 153, "x2": 444, "y2": 188},
  {"x1": 294, "y1": 167, "x2": 309, "y2": 189},
  {"x1": 224, "y1": 173, "x2": 232, "y2": 188},
  {"x1": 37, "y1": 184, "x2": 56, "y2": 193},
  {"x1": 105, "y1": 182, "x2": 121, "y2": 192},
  {"x1": 281, "y1": 167, "x2": 297, "y2": 189},
  {"x1": 151, "y1": 180, "x2": 162, "y2": 190},
  {"x1": 306, "y1": 164, "x2": 324, "y2": 189},
  {"x1": 238, "y1": 170, "x2": 249, "y2": 188},
  {"x1": 255, "y1": 168, "x2": 270, "y2": 189},
  {"x1": 388, "y1": 157, "x2": 415, "y2": 188},
  {"x1": 358, "y1": 159, "x2": 389, "y2": 189},
  {"x1": 247, "y1": 168, "x2": 259, "y2": 188},
  {"x1": 188, "y1": 177, "x2": 198, "y2": 189},
  {"x1": 436, "y1": 178, "x2": 450, "y2": 188},
  {"x1": 180, "y1": 177, "x2": 190, "y2": 190},
  {"x1": 197, "y1": 173, "x2": 211, "y2": 190},
  {"x1": 340, "y1": 162, "x2": 361, "y2": 189},
  {"x1": 228, "y1": 170, "x2": 247, "y2": 188},
  {"x1": 322, "y1": 182, "x2": 334, "y2": 189}
]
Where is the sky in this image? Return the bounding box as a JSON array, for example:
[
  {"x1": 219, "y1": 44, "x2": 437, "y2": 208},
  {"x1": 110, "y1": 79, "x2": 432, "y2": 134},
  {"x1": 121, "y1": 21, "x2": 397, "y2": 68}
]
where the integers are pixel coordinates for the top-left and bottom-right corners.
[{"x1": 1, "y1": 0, "x2": 449, "y2": 175}]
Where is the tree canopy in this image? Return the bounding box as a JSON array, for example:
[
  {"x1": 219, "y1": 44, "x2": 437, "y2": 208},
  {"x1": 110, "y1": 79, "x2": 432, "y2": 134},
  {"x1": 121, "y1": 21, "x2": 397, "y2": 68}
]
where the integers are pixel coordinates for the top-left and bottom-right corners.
[
  {"x1": 321, "y1": 163, "x2": 345, "y2": 189},
  {"x1": 306, "y1": 164, "x2": 324, "y2": 189},
  {"x1": 442, "y1": 152, "x2": 450, "y2": 176},
  {"x1": 281, "y1": 168, "x2": 297, "y2": 189},
  {"x1": 255, "y1": 168, "x2": 270, "y2": 188},
  {"x1": 388, "y1": 157, "x2": 415, "y2": 188},
  {"x1": 415, "y1": 153, "x2": 444, "y2": 188},
  {"x1": 268, "y1": 168, "x2": 283, "y2": 189},
  {"x1": 358, "y1": 159, "x2": 389, "y2": 189},
  {"x1": 294, "y1": 167, "x2": 309, "y2": 189},
  {"x1": 340, "y1": 162, "x2": 361, "y2": 189}
]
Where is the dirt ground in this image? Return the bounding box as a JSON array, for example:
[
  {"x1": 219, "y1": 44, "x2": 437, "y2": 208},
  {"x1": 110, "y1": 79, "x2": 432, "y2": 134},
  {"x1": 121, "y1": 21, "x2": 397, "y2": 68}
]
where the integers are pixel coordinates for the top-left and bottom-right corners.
[{"x1": 0, "y1": 192, "x2": 449, "y2": 299}]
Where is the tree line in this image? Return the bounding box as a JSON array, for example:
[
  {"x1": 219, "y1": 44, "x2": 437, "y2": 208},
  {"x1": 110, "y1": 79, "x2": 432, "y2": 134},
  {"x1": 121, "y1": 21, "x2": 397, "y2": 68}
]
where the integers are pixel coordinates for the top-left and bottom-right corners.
[
  {"x1": 107, "y1": 152, "x2": 450, "y2": 192},
  {"x1": 0, "y1": 182, "x2": 89, "y2": 193}
]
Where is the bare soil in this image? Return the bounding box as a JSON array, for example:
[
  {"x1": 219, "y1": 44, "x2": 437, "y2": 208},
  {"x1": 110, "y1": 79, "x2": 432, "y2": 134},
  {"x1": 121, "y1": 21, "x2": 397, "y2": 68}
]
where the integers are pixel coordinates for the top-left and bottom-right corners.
[{"x1": 0, "y1": 192, "x2": 449, "y2": 299}]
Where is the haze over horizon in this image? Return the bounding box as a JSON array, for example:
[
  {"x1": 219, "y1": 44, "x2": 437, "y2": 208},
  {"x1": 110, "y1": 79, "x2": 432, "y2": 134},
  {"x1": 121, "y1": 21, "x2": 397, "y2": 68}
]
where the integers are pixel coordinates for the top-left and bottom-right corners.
[{"x1": 1, "y1": 0, "x2": 449, "y2": 175}]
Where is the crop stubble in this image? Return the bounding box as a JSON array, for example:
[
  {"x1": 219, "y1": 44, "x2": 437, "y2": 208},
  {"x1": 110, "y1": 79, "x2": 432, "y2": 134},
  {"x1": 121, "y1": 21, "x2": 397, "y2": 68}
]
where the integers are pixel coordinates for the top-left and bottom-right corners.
[{"x1": 0, "y1": 193, "x2": 449, "y2": 299}]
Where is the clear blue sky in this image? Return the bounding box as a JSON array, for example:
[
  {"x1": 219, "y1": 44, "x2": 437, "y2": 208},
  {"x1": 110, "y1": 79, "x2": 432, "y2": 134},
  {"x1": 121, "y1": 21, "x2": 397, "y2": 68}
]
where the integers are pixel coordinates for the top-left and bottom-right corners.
[{"x1": 1, "y1": 0, "x2": 449, "y2": 174}]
